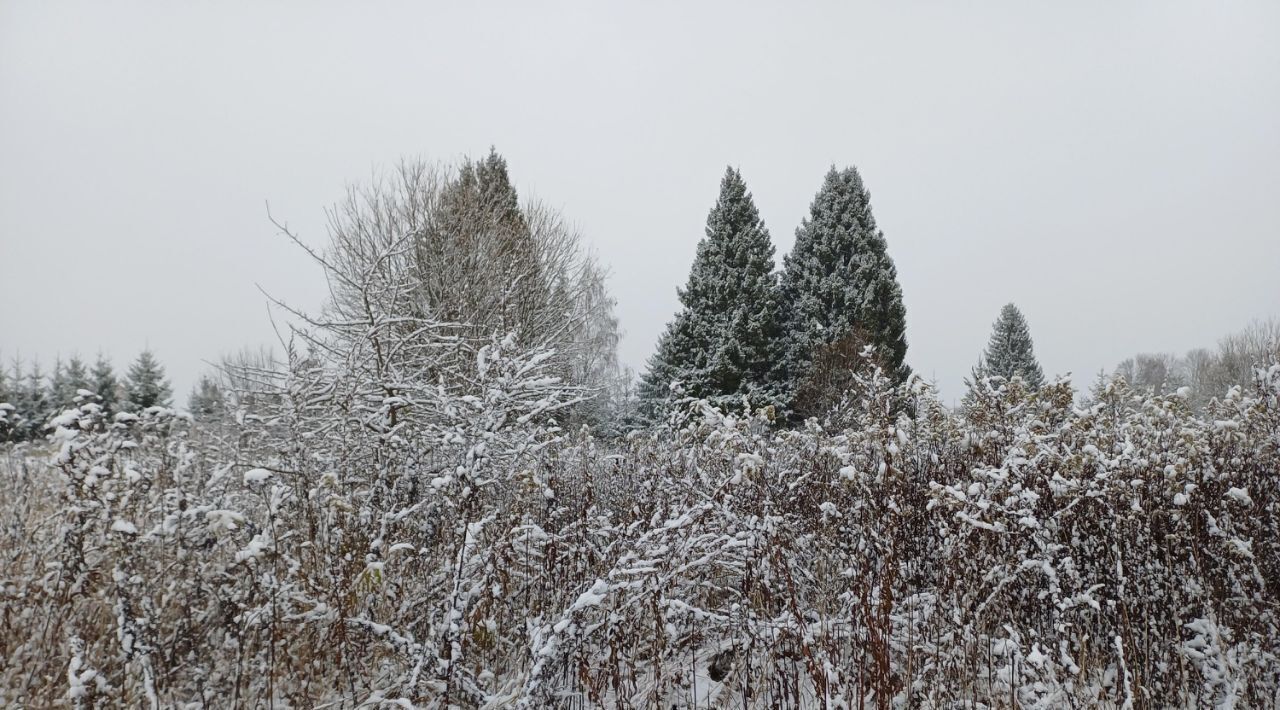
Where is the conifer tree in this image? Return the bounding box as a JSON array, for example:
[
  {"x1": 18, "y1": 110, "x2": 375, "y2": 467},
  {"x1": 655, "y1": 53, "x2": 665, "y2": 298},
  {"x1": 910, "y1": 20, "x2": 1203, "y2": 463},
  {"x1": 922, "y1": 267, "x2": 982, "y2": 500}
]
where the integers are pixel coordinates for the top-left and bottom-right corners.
[
  {"x1": 13, "y1": 360, "x2": 48, "y2": 439},
  {"x1": 776, "y1": 166, "x2": 909, "y2": 407},
  {"x1": 187, "y1": 375, "x2": 226, "y2": 421},
  {"x1": 972, "y1": 303, "x2": 1045, "y2": 389},
  {"x1": 640, "y1": 167, "x2": 782, "y2": 414},
  {"x1": 47, "y1": 356, "x2": 90, "y2": 412},
  {"x1": 64, "y1": 356, "x2": 90, "y2": 403},
  {"x1": 47, "y1": 359, "x2": 70, "y2": 420},
  {"x1": 418, "y1": 148, "x2": 544, "y2": 337},
  {"x1": 91, "y1": 354, "x2": 120, "y2": 415},
  {"x1": 124, "y1": 350, "x2": 173, "y2": 412},
  {"x1": 0, "y1": 365, "x2": 11, "y2": 441}
]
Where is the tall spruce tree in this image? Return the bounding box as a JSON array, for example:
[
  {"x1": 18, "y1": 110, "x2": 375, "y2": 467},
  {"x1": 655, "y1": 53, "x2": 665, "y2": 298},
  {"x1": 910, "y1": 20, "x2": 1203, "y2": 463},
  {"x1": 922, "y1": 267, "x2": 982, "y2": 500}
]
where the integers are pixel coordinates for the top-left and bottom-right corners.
[
  {"x1": 91, "y1": 354, "x2": 120, "y2": 415},
  {"x1": 776, "y1": 166, "x2": 909, "y2": 408},
  {"x1": 637, "y1": 168, "x2": 778, "y2": 414},
  {"x1": 124, "y1": 350, "x2": 173, "y2": 412},
  {"x1": 640, "y1": 167, "x2": 782, "y2": 414},
  {"x1": 973, "y1": 303, "x2": 1045, "y2": 389}
]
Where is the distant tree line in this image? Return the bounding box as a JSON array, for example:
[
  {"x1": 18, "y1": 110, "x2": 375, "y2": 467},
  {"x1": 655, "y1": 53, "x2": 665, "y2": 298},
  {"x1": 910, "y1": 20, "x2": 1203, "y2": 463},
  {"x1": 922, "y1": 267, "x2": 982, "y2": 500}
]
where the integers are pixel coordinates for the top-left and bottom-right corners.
[
  {"x1": 0, "y1": 350, "x2": 171, "y2": 442},
  {"x1": 3, "y1": 149, "x2": 628, "y2": 438},
  {"x1": 962, "y1": 308, "x2": 1280, "y2": 414},
  {"x1": 1110, "y1": 318, "x2": 1280, "y2": 409}
]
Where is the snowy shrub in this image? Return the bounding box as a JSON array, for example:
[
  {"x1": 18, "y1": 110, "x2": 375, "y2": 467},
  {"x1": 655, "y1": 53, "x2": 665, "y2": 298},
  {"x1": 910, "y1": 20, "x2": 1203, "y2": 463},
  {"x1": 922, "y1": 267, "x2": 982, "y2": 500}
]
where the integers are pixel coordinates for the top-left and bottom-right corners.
[{"x1": 3, "y1": 356, "x2": 1277, "y2": 707}]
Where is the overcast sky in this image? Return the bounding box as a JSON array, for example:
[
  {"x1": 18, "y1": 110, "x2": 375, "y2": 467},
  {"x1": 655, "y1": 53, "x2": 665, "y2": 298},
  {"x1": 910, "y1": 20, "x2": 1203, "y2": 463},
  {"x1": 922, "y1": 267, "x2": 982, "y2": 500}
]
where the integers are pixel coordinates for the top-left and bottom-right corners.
[{"x1": 2, "y1": 1, "x2": 1278, "y2": 404}]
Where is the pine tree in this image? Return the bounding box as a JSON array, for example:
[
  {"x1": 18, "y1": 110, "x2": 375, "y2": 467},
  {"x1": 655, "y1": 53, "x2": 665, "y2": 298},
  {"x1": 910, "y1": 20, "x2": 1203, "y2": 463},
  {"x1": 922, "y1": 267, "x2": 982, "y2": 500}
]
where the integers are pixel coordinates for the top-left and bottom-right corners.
[
  {"x1": 972, "y1": 303, "x2": 1045, "y2": 389},
  {"x1": 639, "y1": 167, "x2": 782, "y2": 415},
  {"x1": 776, "y1": 166, "x2": 909, "y2": 408},
  {"x1": 124, "y1": 350, "x2": 173, "y2": 412},
  {"x1": 91, "y1": 354, "x2": 120, "y2": 415},
  {"x1": 187, "y1": 375, "x2": 226, "y2": 421}
]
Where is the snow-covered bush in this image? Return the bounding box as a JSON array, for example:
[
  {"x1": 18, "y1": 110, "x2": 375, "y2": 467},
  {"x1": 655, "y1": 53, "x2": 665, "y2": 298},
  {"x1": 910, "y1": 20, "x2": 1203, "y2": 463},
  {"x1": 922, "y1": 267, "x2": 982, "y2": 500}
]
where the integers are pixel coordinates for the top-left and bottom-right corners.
[{"x1": 5, "y1": 356, "x2": 1276, "y2": 707}]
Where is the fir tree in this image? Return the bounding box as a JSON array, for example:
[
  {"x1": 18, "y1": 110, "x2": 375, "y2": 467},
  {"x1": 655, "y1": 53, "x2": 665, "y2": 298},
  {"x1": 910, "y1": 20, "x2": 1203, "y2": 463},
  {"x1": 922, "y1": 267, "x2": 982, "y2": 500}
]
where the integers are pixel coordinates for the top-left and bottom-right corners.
[
  {"x1": 462, "y1": 147, "x2": 524, "y2": 227},
  {"x1": 124, "y1": 350, "x2": 173, "y2": 412},
  {"x1": 972, "y1": 303, "x2": 1045, "y2": 389},
  {"x1": 47, "y1": 356, "x2": 90, "y2": 412},
  {"x1": 0, "y1": 365, "x2": 11, "y2": 441},
  {"x1": 64, "y1": 356, "x2": 90, "y2": 404},
  {"x1": 187, "y1": 375, "x2": 225, "y2": 421},
  {"x1": 776, "y1": 166, "x2": 909, "y2": 408},
  {"x1": 640, "y1": 167, "x2": 782, "y2": 415},
  {"x1": 91, "y1": 354, "x2": 120, "y2": 415},
  {"x1": 419, "y1": 148, "x2": 544, "y2": 337},
  {"x1": 12, "y1": 359, "x2": 48, "y2": 439},
  {"x1": 47, "y1": 359, "x2": 69, "y2": 419}
]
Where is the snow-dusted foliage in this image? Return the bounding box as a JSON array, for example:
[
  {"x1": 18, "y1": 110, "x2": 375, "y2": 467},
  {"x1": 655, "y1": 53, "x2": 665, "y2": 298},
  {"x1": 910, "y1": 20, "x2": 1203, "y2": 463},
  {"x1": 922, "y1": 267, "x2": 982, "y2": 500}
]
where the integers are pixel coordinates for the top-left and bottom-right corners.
[
  {"x1": 3, "y1": 345, "x2": 1278, "y2": 706},
  {"x1": 1115, "y1": 318, "x2": 1280, "y2": 410},
  {"x1": 777, "y1": 166, "x2": 910, "y2": 395},
  {"x1": 122, "y1": 350, "x2": 174, "y2": 413},
  {"x1": 970, "y1": 302, "x2": 1046, "y2": 393},
  {"x1": 639, "y1": 167, "x2": 783, "y2": 418},
  {"x1": 316, "y1": 153, "x2": 624, "y2": 432}
]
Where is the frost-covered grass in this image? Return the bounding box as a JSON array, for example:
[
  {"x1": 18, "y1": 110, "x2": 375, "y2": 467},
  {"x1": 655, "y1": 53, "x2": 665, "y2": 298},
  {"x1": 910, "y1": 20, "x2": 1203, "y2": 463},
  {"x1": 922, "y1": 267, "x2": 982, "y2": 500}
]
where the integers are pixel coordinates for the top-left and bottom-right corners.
[{"x1": 2, "y1": 354, "x2": 1277, "y2": 708}]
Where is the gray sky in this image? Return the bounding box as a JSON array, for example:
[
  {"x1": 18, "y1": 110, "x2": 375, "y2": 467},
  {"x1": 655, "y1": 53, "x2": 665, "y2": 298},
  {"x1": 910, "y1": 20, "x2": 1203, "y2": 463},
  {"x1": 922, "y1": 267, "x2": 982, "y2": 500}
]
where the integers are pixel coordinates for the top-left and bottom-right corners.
[{"x1": 3, "y1": 1, "x2": 1278, "y2": 404}]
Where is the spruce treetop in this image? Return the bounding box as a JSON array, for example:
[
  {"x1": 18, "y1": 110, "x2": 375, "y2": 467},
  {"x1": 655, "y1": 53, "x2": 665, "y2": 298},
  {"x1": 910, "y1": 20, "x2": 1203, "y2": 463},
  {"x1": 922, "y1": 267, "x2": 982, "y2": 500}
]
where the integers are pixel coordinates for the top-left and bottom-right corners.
[
  {"x1": 91, "y1": 354, "x2": 120, "y2": 414},
  {"x1": 124, "y1": 350, "x2": 173, "y2": 411},
  {"x1": 188, "y1": 375, "x2": 226, "y2": 421},
  {"x1": 640, "y1": 167, "x2": 782, "y2": 413},
  {"x1": 977, "y1": 303, "x2": 1045, "y2": 389},
  {"x1": 777, "y1": 165, "x2": 909, "y2": 406}
]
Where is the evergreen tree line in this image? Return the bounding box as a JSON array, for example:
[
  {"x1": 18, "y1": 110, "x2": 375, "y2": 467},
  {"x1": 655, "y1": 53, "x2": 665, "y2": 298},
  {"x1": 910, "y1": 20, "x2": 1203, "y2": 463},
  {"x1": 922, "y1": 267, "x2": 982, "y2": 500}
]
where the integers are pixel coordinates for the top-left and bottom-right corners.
[
  {"x1": 0, "y1": 350, "x2": 172, "y2": 442},
  {"x1": 639, "y1": 166, "x2": 910, "y2": 421}
]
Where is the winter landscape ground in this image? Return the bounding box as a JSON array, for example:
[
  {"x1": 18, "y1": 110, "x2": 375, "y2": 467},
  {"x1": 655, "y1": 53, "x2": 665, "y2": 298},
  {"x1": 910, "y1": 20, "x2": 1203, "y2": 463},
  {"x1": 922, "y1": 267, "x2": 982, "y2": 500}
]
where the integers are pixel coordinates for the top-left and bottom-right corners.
[{"x1": 1, "y1": 150, "x2": 1278, "y2": 709}]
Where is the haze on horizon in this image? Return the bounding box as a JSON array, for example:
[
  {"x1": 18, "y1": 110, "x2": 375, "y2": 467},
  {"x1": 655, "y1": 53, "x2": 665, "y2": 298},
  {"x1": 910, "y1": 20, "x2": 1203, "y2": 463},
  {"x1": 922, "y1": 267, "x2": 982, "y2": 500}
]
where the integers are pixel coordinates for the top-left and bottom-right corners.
[{"x1": 2, "y1": 0, "x2": 1278, "y2": 403}]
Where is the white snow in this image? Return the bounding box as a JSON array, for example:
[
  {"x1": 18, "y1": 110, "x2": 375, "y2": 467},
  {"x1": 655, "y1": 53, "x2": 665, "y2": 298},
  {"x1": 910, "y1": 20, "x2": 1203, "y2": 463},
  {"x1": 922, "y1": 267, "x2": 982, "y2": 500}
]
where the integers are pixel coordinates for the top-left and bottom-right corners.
[
  {"x1": 242, "y1": 468, "x2": 273, "y2": 484},
  {"x1": 1224, "y1": 487, "x2": 1252, "y2": 506}
]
